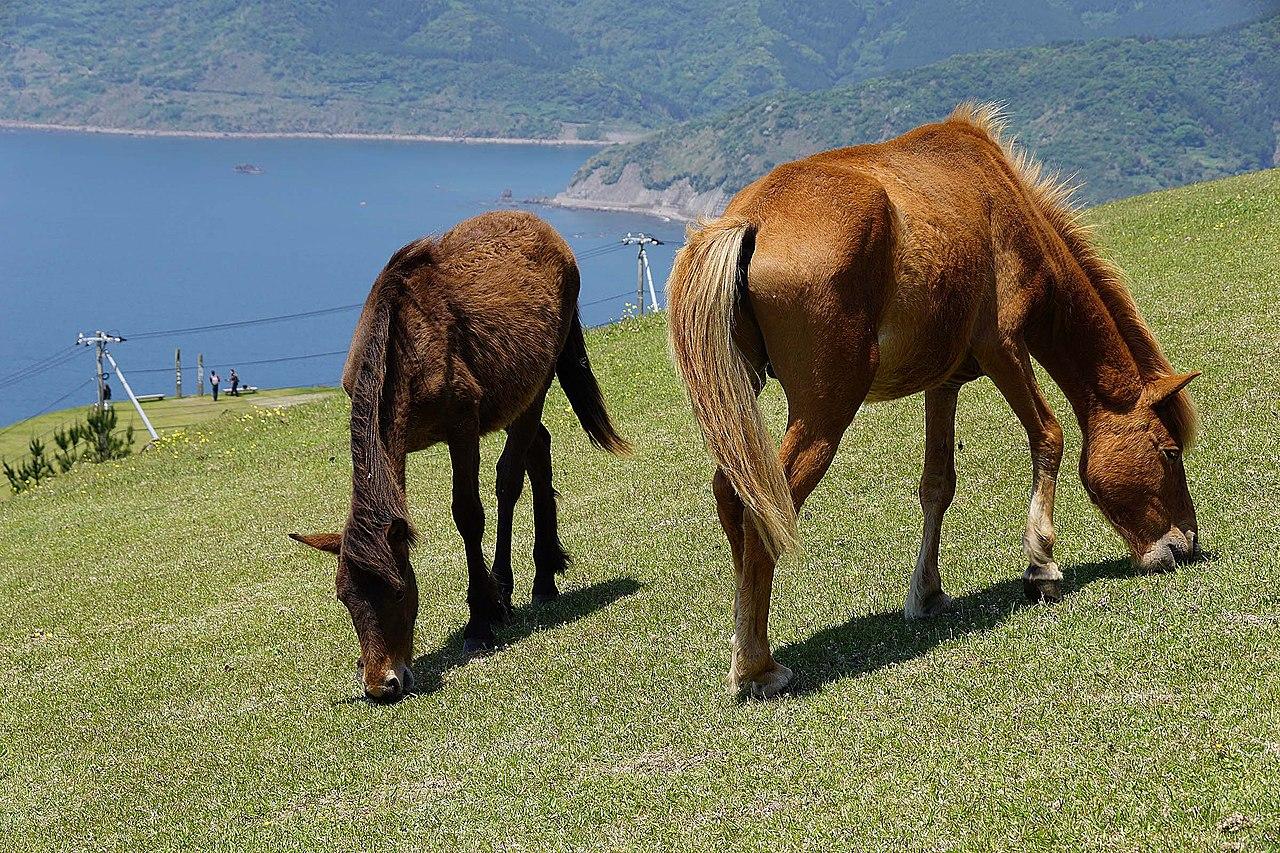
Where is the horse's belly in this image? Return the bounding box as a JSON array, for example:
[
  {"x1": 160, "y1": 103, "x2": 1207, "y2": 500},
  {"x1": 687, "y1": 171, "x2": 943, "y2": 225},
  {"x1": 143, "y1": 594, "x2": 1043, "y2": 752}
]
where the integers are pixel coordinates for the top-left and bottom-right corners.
[{"x1": 866, "y1": 307, "x2": 971, "y2": 403}]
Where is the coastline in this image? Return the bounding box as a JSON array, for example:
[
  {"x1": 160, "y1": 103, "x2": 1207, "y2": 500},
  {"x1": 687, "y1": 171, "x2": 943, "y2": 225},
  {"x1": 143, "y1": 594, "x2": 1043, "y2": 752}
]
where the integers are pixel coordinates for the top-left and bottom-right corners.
[
  {"x1": 0, "y1": 119, "x2": 616, "y2": 147},
  {"x1": 542, "y1": 193, "x2": 692, "y2": 223},
  {"x1": 0, "y1": 117, "x2": 690, "y2": 224}
]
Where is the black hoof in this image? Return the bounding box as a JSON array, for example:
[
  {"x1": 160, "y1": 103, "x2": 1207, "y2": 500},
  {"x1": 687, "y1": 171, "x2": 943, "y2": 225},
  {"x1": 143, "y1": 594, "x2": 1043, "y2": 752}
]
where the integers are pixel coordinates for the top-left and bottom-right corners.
[
  {"x1": 462, "y1": 634, "x2": 497, "y2": 657},
  {"x1": 1023, "y1": 575, "x2": 1063, "y2": 604},
  {"x1": 532, "y1": 586, "x2": 560, "y2": 604}
]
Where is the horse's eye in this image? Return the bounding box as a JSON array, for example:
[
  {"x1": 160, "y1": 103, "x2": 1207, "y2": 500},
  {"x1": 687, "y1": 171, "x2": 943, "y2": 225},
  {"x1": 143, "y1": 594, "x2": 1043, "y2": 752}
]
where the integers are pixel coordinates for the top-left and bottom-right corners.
[{"x1": 1161, "y1": 447, "x2": 1180, "y2": 461}]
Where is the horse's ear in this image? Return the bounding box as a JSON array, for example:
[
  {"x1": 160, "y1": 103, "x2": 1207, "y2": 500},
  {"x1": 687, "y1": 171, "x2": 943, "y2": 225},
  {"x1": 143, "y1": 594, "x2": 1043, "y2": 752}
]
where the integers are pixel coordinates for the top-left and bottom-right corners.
[
  {"x1": 1145, "y1": 372, "x2": 1200, "y2": 407},
  {"x1": 289, "y1": 532, "x2": 342, "y2": 555},
  {"x1": 384, "y1": 516, "x2": 417, "y2": 549}
]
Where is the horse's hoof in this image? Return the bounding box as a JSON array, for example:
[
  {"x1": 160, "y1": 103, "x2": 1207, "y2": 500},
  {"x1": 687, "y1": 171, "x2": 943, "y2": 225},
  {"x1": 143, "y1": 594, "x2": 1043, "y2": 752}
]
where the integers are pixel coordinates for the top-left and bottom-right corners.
[
  {"x1": 734, "y1": 662, "x2": 794, "y2": 700},
  {"x1": 462, "y1": 634, "x2": 497, "y2": 657},
  {"x1": 904, "y1": 590, "x2": 958, "y2": 620},
  {"x1": 1024, "y1": 564, "x2": 1064, "y2": 603},
  {"x1": 532, "y1": 586, "x2": 560, "y2": 604}
]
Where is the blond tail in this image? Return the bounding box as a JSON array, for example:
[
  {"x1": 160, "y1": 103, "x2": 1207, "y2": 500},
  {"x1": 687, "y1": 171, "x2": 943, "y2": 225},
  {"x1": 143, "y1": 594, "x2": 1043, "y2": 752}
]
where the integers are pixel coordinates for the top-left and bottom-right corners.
[{"x1": 667, "y1": 218, "x2": 797, "y2": 558}]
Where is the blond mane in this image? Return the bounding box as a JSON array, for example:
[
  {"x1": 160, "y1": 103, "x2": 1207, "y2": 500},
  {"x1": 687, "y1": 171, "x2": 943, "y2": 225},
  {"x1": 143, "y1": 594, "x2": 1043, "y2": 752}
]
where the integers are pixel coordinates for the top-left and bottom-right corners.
[{"x1": 947, "y1": 102, "x2": 1199, "y2": 447}]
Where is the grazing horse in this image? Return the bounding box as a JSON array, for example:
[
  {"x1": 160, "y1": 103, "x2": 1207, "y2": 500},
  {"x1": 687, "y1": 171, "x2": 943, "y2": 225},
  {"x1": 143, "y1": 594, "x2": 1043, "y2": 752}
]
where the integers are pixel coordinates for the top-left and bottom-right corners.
[
  {"x1": 668, "y1": 104, "x2": 1201, "y2": 698},
  {"x1": 292, "y1": 211, "x2": 629, "y2": 700}
]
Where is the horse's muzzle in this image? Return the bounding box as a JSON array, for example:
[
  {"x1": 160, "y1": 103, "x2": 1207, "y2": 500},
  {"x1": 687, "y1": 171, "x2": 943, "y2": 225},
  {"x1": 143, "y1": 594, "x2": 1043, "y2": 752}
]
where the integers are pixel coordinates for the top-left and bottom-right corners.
[
  {"x1": 362, "y1": 663, "x2": 412, "y2": 702},
  {"x1": 1137, "y1": 527, "x2": 1200, "y2": 573}
]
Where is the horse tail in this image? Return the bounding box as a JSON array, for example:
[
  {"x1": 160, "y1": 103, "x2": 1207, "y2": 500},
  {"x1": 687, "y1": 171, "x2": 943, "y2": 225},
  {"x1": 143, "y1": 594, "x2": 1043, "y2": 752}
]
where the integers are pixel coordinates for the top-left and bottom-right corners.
[
  {"x1": 556, "y1": 309, "x2": 631, "y2": 456},
  {"x1": 344, "y1": 243, "x2": 425, "y2": 584},
  {"x1": 667, "y1": 217, "x2": 797, "y2": 558}
]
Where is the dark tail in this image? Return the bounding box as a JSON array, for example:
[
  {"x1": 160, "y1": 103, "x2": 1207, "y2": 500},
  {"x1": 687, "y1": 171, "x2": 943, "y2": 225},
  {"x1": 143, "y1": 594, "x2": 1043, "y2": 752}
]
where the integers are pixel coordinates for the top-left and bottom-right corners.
[{"x1": 556, "y1": 310, "x2": 631, "y2": 456}]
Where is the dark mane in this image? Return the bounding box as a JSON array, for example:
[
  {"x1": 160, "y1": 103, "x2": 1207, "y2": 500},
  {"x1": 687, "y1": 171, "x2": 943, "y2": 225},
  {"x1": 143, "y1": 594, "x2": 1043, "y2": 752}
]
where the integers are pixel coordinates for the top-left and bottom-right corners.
[
  {"x1": 949, "y1": 101, "x2": 1200, "y2": 448},
  {"x1": 384, "y1": 235, "x2": 435, "y2": 275},
  {"x1": 343, "y1": 243, "x2": 427, "y2": 586}
]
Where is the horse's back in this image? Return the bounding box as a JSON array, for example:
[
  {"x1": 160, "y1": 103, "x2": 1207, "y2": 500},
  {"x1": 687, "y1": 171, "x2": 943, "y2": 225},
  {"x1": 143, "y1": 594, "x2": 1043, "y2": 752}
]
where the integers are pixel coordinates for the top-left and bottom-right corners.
[
  {"x1": 364, "y1": 211, "x2": 579, "y2": 444},
  {"x1": 726, "y1": 118, "x2": 1038, "y2": 401}
]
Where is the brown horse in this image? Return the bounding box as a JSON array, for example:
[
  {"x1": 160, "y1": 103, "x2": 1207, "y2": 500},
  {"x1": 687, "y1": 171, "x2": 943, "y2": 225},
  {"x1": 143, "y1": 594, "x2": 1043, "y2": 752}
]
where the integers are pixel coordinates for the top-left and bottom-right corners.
[
  {"x1": 292, "y1": 211, "x2": 629, "y2": 700},
  {"x1": 668, "y1": 103, "x2": 1200, "y2": 698}
]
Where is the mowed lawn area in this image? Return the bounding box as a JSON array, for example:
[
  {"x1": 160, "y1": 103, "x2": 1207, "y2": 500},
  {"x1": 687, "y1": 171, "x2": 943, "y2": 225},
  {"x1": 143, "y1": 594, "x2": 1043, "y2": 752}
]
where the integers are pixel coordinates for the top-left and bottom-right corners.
[
  {"x1": 1, "y1": 387, "x2": 335, "y2": 503},
  {"x1": 0, "y1": 386, "x2": 335, "y2": 464},
  {"x1": 1, "y1": 171, "x2": 1276, "y2": 849}
]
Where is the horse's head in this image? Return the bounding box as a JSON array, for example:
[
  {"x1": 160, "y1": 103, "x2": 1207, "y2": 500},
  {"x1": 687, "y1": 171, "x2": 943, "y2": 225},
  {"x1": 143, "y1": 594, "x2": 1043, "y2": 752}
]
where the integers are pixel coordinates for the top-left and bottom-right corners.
[
  {"x1": 1080, "y1": 372, "x2": 1201, "y2": 572},
  {"x1": 290, "y1": 525, "x2": 418, "y2": 701}
]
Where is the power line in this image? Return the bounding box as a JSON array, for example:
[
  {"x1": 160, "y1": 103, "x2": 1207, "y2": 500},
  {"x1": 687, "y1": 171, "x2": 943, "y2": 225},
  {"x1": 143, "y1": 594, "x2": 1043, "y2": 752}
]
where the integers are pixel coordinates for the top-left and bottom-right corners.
[
  {"x1": 124, "y1": 303, "x2": 362, "y2": 340},
  {"x1": 580, "y1": 288, "x2": 636, "y2": 308},
  {"x1": 576, "y1": 243, "x2": 628, "y2": 260},
  {"x1": 200, "y1": 349, "x2": 348, "y2": 369},
  {"x1": 0, "y1": 377, "x2": 94, "y2": 440},
  {"x1": 128, "y1": 348, "x2": 348, "y2": 374},
  {"x1": 0, "y1": 346, "x2": 80, "y2": 390}
]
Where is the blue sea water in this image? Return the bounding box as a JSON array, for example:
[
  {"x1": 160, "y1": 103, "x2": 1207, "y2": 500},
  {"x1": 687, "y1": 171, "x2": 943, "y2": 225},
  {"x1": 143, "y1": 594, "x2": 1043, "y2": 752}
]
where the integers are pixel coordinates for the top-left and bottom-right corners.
[{"x1": 0, "y1": 130, "x2": 684, "y2": 427}]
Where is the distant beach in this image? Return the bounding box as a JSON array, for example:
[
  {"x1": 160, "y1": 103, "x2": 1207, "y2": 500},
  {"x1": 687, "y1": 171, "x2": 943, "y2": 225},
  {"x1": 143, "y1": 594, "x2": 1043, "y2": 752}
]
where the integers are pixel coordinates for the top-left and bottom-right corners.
[{"x1": 0, "y1": 119, "x2": 623, "y2": 147}]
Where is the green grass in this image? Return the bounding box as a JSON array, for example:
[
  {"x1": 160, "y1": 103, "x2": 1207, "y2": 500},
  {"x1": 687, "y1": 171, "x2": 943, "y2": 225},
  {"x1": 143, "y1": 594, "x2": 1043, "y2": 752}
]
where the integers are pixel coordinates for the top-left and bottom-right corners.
[
  {"x1": 1, "y1": 170, "x2": 1277, "y2": 849},
  {"x1": 0, "y1": 386, "x2": 334, "y2": 470}
]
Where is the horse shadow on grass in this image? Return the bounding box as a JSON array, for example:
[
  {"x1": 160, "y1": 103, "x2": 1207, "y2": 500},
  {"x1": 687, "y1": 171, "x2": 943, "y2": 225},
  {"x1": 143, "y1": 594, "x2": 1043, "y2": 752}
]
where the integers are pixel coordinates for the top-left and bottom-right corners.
[
  {"x1": 405, "y1": 575, "x2": 643, "y2": 698},
  {"x1": 775, "y1": 557, "x2": 1142, "y2": 697}
]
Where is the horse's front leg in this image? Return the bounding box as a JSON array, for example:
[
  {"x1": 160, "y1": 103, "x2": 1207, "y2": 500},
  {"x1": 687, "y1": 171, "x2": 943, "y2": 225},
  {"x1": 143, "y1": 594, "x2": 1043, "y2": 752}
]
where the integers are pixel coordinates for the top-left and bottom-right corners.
[
  {"x1": 979, "y1": 343, "x2": 1065, "y2": 602},
  {"x1": 905, "y1": 385, "x2": 962, "y2": 619}
]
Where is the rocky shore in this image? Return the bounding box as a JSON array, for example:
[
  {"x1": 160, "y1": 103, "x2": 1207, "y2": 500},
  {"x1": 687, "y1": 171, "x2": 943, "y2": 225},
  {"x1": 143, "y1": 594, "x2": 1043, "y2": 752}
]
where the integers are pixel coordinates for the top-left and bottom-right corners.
[{"x1": 553, "y1": 162, "x2": 729, "y2": 222}]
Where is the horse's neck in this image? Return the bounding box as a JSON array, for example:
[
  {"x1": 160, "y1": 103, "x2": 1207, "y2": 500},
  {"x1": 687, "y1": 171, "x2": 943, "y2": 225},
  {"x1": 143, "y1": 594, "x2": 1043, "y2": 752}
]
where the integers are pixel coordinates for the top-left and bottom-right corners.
[{"x1": 1026, "y1": 265, "x2": 1144, "y2": 433}]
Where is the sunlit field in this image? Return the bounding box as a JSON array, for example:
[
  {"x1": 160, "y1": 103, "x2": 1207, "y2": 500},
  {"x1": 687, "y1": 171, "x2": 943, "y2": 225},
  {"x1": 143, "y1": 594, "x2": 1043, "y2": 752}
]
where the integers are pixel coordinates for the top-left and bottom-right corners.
[{"x1": 1, "y1": 171, "x2": 1276, "y2": 849}]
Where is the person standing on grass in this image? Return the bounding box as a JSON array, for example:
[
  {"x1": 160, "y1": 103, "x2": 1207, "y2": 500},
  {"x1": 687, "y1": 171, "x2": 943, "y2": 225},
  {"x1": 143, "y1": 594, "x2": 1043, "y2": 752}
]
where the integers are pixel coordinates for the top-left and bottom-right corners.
[
  {"x1": 229, "y1": 368, "x2": 239, "y2": 397},
  {"x1": 210, "y1": 370, "x2": 220, "y2": 402}
]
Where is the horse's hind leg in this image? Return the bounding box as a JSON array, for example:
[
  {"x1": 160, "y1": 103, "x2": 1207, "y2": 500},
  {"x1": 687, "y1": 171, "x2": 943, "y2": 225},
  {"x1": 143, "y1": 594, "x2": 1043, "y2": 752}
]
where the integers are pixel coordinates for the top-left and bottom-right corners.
[
  {"x1": 448, "y1": 419, "x2": 504, "y2": 655},
  {"x1": 732, "y1": 409, "x2": 858, "y2": 697},
  {"x1": 492, "y1": 403, "x2": 544, "y2": 610},
  {"x1": 526, "y1": 423, "x2": 568, "y2": 603},
  {"x1": 906, "y1": 385, "x2": 962, "y2": 619}
]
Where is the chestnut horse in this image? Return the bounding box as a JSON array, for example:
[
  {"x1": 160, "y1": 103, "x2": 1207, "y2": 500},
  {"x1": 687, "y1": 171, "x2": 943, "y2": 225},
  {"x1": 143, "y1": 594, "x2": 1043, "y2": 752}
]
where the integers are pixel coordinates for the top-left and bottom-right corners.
[
  {"x1": 292, "y1": 211, "x2": 629, "y2": 700},
  {"x1": 668, "y1": 104, "x2": 1200, "y2": 698}
]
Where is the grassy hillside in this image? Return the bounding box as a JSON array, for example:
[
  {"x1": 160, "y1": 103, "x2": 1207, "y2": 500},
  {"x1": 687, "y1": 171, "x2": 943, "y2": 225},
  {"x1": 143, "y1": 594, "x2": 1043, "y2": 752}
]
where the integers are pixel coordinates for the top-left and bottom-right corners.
[
  {"x1": 1, "y1": 1, "x2": 1271, "y2": 138},
  {"x1": 0, "y1": 386, "x2": 333, "y2": 465},
  {"x1": 0, "y1": 387, "x2": 334, "y2": 500},
  {"x1": 568, "y1": 15, "x2": 1280, "y2": 211},
  {"x1": 1, "y1": 170, "x2": 1278, "y2": 848}
]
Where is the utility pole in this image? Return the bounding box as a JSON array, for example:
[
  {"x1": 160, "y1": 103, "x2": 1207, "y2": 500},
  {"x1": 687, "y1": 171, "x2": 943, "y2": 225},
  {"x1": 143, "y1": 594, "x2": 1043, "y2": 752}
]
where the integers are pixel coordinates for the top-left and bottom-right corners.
[
  {"x1": 175, "y1": 348, "x2": 183, "y2": 399},
  {"x1": 621, "y1": 233, "x2": 663, "y2": 314},
  {"x1": 103, "y1": 350, "x2": 159, "y2": 442},
  {"x1": 76, "y1": 331, "x2": 160, "y2": 443},
  {"x1": 77, "y1": 331, "x2": 115, "y2": 411},
  {"x1": 197, "y1": 353, "x2": 204, "y2": 396}
]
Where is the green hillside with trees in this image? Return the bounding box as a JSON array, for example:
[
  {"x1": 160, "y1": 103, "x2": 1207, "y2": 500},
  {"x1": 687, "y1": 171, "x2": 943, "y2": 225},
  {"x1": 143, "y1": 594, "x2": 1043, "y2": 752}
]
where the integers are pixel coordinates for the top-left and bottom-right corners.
[
  {"x1": 1, "y1": 1, "x2": 1272, "y2": 138},
  {"x1": 564, "y1": 15, "x2": 1280, "y2": 212}
]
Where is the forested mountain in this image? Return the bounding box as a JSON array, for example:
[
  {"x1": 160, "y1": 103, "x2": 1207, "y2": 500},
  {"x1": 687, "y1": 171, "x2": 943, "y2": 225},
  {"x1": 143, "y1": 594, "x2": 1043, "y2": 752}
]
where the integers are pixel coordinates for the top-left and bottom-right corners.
[
  {"x1": 1, "y1": 1, "x2": 1272, "y2": 138},
  {"x1": 560, "y1": 15, "x2": 1280, "y2": 216}
]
